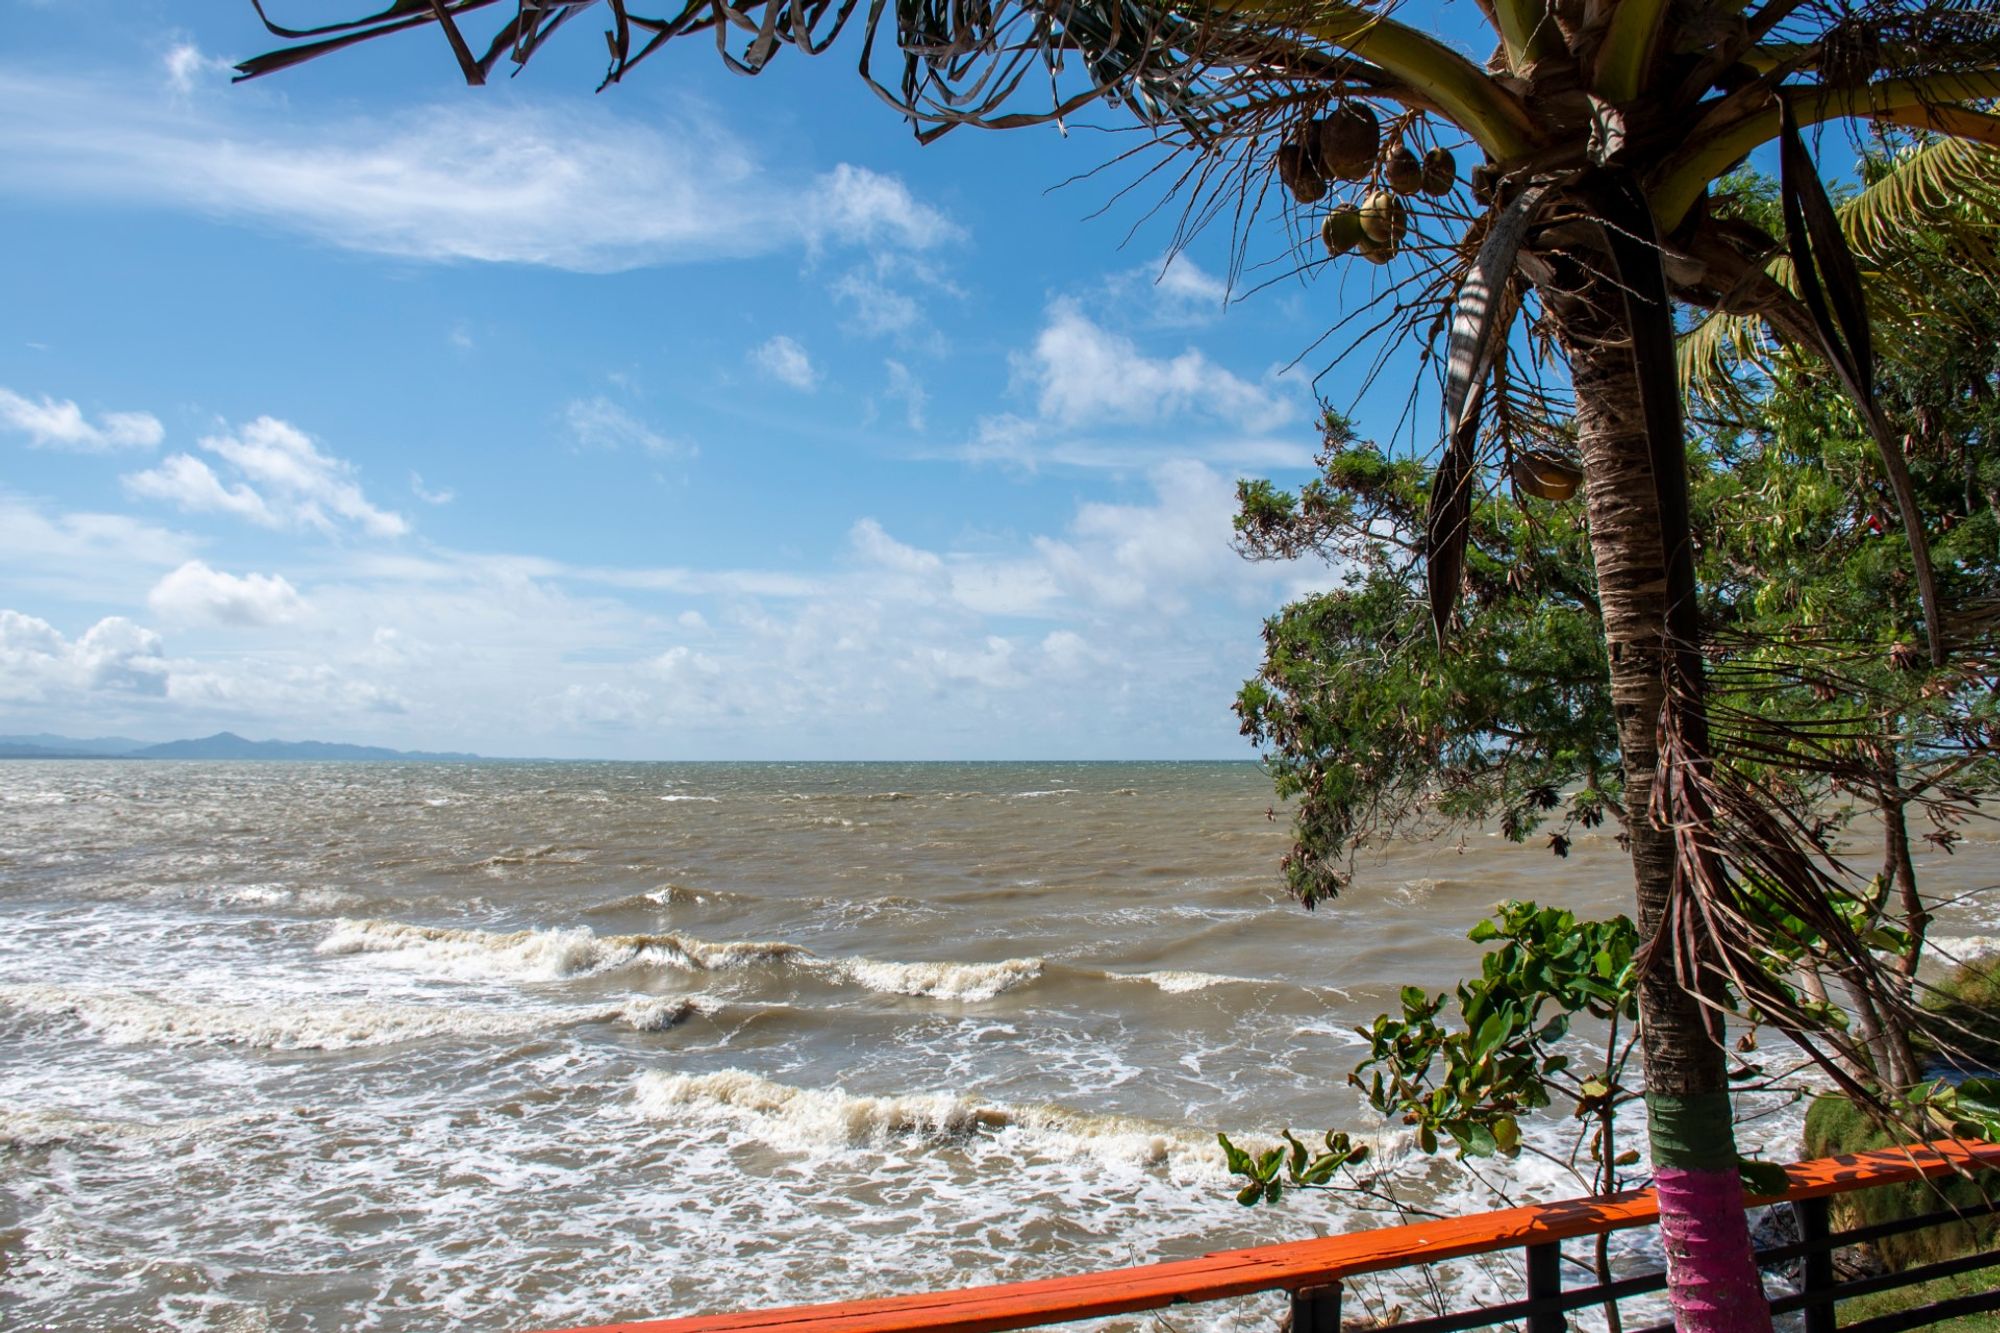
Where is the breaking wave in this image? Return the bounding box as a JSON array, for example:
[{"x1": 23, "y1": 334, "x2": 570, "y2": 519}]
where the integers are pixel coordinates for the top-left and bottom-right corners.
[
  {"x1": 318, "y1": 918, "x2": 1043, "y2": 1001},
  {"x1": 631, "y1": 1068, "x2": 1227, "y2": 1173},
  {"x1": 0, "y1": 982, "x2": 706, "y2": 1050}
]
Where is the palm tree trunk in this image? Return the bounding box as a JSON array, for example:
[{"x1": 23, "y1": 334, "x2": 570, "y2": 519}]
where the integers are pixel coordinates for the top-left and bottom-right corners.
[{"x1": 1557, "y1": 265, "x2": 1774, "y2": 1333}]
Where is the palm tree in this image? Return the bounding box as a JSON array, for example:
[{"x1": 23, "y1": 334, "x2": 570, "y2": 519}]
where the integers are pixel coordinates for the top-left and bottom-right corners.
[{"x1": 240, "y1": 2, "x2": 2000, "y2": 1326}]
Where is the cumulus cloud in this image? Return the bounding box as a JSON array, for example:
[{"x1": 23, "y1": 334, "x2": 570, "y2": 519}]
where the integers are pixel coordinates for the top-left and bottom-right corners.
[
  {"x1": 0, "y1": 611, "x2": 168, "y2": 701},
  {"x1": 1022, "y1": 300, "x2": 1293, "y2": 431},
  {"x1": 0, "y1": 71, "x2": 953, "y2": 274},
  {"x1": 124, "y1": 416, "x2": 406, "y2": 538},
  {"x1": 0, "y1": 387, "x2": 163, "y2": 451},
  {"x1": 751, "y1": 335, "x2": 818, "y2": 391},
  {"x1": 565, "y1": 397, "x2": 693, "y2": 458},
  {"x1": 148, "y1": 560, "x2": 305, "y2": 627}
]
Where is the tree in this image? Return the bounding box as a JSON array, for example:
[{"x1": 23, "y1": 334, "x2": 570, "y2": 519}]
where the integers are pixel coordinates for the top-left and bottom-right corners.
[{"x1": 238, "y1": 3, "x2": 2000, "y2": 1326}]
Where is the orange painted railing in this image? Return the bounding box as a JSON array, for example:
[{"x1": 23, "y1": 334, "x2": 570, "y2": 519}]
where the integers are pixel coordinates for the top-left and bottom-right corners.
[{"x1": 532, "y1": 1140, "x2": 1999, "y2": 1333}]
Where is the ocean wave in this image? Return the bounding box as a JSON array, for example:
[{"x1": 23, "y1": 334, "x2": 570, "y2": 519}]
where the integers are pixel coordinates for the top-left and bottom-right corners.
[
  {"x1": 1010, "y1": 789, "x2": 1079, "y2": 798},
  {"x1": 1931, "y1": 934, "x2": 2000, "y2": 961},
  {"x1": 1, "y1": 982, "x2": 712, "y2": 1049},
  {"x1": 658, "y1": 795, "x2": 720, "y2": 803},
  {"x1": 1104, "y1": 968, "x2": 1259, "y2": 994},
  {"x1": 631, "y1": 1068, "x2": 1225, "y2": 1172},
  {"x1": 583, "y1": 884, "x2": 740, "y2": 914},
  {"x1": 0, "y1": 1104, "x2": 255, "y2": 1152},
  {"x1": 836, "y1": 956, "x2": 1043, "y2": 1002},
  {"x1": 318, "y1": 918, "x2": 1041, "y2": 1001},
  {"x1": 0, "y1": 983, "x2": 561, "y2": 1051}
]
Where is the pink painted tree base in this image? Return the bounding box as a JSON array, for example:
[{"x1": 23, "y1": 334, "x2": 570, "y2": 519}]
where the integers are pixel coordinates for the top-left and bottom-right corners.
[{"x1": 1654, "y1": 1165, "x2": 1775, "y2": 1332}]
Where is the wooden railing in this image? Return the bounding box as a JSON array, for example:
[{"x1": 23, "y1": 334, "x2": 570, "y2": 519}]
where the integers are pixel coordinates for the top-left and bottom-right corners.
[{"x1": 533, "y1": 1140, "x2": 2000, "y2": 1333}]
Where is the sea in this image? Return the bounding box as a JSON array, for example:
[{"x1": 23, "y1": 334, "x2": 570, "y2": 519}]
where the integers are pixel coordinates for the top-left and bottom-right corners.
[{"x1": 2, "y1": 760, "x2": 1996, "y2": 1333}]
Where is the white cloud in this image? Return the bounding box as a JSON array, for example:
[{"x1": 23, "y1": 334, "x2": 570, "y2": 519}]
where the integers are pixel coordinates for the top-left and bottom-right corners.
[
  {"x1": 0, "y1": 387, "x2": 162, "y2": 451},
  {"x1": 751, "y1": 335, "x2": 818, "y2": 391},
  {"x1": 410, "y1": 472, "x2": 454, "y2": 505},
  {"x1": 851, "y1": 518, "x2": 944, "y2": 577},
  {"x1": 882, "y1": 360, "x2": 928, "y2": 431},
  {"x1": 565, "y1": 397, "x2": 692, "y2": 458},
  {"x1": 124, "y1": 416, "x2": 407, "y2": 538},
  {"x1": 807, "y1": 164, "x2": 960, "y2": 252},
  {"x1": 148, "y1": 560, "x2": 305, "y2": 627},
  {"x1": 0, "y1": 611, "x2": 168, "y2": 701},
  {"x1": 124, "y1": 453, "x2": 274, "y2": 525},
  {"x1": 1022, "y1": 300, "x2": 1294, "y2": 431},
  {"x1": 831, "y1": 267, "x2": 923, "y2": 336},
  {"x1": 1106, "y1": 253, "x2": 1232, "y2": 326},
  {"x1": 163, "y1": 43, "x2": 232, "y2": 95},
  {"x1": 0, "y1": 71, "x2": 954, "y2": 274}
]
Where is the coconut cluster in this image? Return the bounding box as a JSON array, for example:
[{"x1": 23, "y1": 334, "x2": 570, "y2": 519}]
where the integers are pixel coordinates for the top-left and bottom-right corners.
[{"x1": 1276, "y1": 103, "x2": 1459, "y2": 265}]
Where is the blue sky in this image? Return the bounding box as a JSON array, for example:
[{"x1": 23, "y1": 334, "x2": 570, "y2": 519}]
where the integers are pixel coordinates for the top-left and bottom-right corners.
[{"x1": 0, "y1": 0, "x2": 1456, "y2": 759}]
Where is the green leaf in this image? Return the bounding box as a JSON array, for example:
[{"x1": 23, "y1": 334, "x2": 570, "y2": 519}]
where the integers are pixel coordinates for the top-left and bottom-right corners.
[
  {"x1": 1459, "y1": 1122, "x2": 1499, "y2": 1158},
  {"x1": 1738, "y1": 1157, "x2": 1791, "y2": 1197},
  {"x1": 1235, "y1": 1180, "x2": 1265, "y2": 1207}
]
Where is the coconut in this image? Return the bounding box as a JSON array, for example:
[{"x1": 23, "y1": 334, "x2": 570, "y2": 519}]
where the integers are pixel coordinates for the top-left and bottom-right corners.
[
  {"x1": 1276, "y1": 141, "x2": 1327, "y2": 204},
  {"x1": 1358, "y1": 231, "x2": 1398, "y2": 265},
  {"x1": 1321, "y1": 205, "x2": 1365, "y2": 258},
  {"x1": 1280, "y1": 141, "x2": 1328, "y2": 204},
  {"x1": 1359, "y1": 190, "x2": 1407, "y2": 245},
  {"x1": 1470, "y1": 161, "x2": 1500, "y2": 205},
  {"x1": 1421, "y1": 147, "x2": 1458, "y2": 196},
  {"x1": 1509, "y1": 450, "x2": 1584, "y2": 501},
  {"x1": 1317, "y1": 103, "x2": 1379, "y2": 181},
  {"x1": 1384, "y1": 144, "x2": 1424, "y2": 196}
]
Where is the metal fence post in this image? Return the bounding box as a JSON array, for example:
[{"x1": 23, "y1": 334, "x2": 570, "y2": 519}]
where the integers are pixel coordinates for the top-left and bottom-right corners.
[
  {"x1": 1526, "y1": 1240, "x2": 1564, "y2": 1333},
  {"x1": 1793, "y1": 1195, "x2": 1836, "y2": 1333},
  {"x1": 1290, "y1": 1280, "x2": 1341, "y2": 1333}
]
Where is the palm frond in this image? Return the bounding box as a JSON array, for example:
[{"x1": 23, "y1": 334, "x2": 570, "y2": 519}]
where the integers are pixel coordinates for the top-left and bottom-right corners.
[{"x1": 1843, "y1": 136, "x2": 2000, "y2": 255}]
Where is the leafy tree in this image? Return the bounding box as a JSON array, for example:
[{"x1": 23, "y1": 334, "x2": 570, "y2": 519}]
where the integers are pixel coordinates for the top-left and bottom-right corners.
[{"x1": 239, "y1": 1, "x2": 2000, "y2": 1323}]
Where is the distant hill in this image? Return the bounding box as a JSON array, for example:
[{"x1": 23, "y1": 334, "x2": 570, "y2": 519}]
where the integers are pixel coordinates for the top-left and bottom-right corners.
[
  {"x1": 0, "y1": 733, "x2": 151, "y2": 757},
  {"x1": 0, "y1": 731, "x2": 479, "y2": 761}
]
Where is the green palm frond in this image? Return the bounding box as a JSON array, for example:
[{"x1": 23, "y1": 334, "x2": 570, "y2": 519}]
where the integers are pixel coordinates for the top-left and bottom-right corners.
[
  {"x1": 1679, "y1": 137, "x2": 2000, "y2": 401},
  {"x1": 1843, "y1": 137, "x2": 2000, "y2": 259},
  {"x1": 1678, "y1": 308, "x2": 1776, "y2": 407}
]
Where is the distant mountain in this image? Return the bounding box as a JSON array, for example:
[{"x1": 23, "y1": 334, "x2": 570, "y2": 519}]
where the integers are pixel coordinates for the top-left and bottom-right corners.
[
  {"x1": 0, "y1": 731, "x2": 479, "y2": 761},
  {"x1": 0, "y1": 733, "x2": 150, "y2": 756},
  {"x1": 132, "y1": 732, "x2": 480, "y2": 761}
]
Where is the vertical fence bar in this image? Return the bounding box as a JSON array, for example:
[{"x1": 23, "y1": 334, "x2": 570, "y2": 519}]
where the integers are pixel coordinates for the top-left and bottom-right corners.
[
  {"x1": 1793, "y1": 1196, "x2": 1836, "y2": 1333},
  {"x1": 1526, "y1": 1240, "x2": 1564, "y2": 1333},
  {"x1": 1290, "y1": 1281, "x2": 1341, "y2": 1333}
]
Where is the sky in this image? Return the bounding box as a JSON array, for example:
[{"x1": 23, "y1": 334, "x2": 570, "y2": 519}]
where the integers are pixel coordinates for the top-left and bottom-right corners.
[{"x1": 0, "y1": 0, "x2": 1462, "y2": 759}]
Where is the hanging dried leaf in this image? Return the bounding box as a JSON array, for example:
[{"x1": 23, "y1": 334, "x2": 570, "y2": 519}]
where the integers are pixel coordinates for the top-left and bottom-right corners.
[{"x1": 1779, "y1": 102, "x2": 1946, "y2": 667}]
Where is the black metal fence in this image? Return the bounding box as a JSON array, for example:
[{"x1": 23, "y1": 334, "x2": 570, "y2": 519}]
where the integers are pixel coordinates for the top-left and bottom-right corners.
[{"x1": 1291, "y1": 1191, "x2": 2000, "y2": 1332}]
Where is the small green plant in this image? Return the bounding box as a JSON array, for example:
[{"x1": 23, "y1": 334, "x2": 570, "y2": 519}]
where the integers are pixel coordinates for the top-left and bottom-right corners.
[{"x1": 1220, "y1": 902, "x2": 1645, "y2": 1206}]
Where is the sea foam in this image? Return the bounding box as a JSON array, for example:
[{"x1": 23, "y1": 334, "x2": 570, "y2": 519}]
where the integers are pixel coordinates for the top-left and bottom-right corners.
[
  {"x1": 319, "y1": 918, "x2": 1041, "y2": 1000},
  {"x1": 631, "y1": 1068, "x2": 1225, "y2": 1173}
]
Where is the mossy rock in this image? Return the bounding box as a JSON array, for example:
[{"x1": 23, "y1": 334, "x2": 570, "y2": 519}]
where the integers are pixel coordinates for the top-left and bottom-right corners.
[
  {"x1": 1803, "y1": 1093, "x2": 2000, "y2": 1273},
  {"x1": 1916, "y1": 959, "x2": 2000, "y2": 1073}
]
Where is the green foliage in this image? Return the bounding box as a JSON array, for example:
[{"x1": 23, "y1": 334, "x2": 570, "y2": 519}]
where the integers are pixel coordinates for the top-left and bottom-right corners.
[
  {"x1": 1222, "y1": 902, "x2": 1638, "y2": 1205},
  {"x1": 1804, "y1": 1089, "x2": 2000, "y2": 1272},
  {"x1": 1235, "y1": 414, "x2": 1616, "y2": 906},
  {"x1": 1217, "y1": 1127, "x2": 1371, "y2": 1207},
  {"x1": 1916, "y1": 960, "x2": 2000, "y2": 1071},
  {"x1": 1349, "y1": 902, "x2": 1638, "y2": 1161}
]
